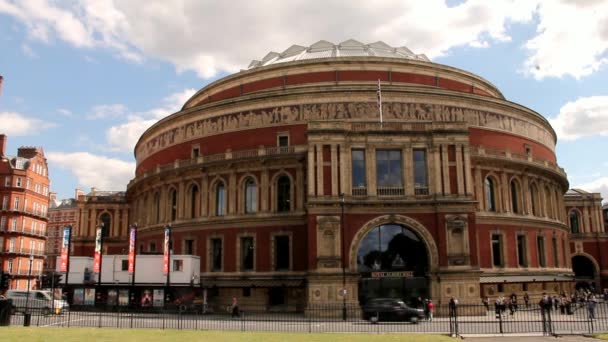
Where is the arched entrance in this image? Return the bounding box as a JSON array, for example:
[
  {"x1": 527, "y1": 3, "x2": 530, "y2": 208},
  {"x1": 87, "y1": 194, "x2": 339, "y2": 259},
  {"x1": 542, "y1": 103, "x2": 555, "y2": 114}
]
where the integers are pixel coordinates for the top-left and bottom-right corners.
[
  {"x1": 356, "y1": 224, "x2": 430, "y2": 305},
  {"x1": 572, "y1": 254, "x2": 598, "y2": 291}
]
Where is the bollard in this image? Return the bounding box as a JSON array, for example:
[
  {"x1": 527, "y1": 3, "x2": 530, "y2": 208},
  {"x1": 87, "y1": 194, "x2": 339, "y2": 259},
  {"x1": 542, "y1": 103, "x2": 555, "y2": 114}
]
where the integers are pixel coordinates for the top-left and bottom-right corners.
[{"x1": 23, "y1": 313, "x2": 31, "y2": 327}]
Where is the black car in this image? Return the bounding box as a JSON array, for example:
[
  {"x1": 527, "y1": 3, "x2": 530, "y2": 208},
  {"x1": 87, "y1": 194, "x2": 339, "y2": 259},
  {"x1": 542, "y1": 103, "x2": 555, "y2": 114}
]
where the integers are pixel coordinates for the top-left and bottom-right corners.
[{"x1": 362, "y1": 298, "x2": 425, "y2": 323}]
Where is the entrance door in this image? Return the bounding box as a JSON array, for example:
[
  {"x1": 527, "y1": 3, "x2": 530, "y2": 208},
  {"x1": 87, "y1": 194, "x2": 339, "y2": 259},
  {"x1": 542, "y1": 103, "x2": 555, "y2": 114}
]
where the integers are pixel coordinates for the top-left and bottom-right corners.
[
  {"x1": 268, "y1": 287, "x2": 286, "y2": 306},
  {"x1": 356, "y1": 224, "x2": 430, "y2": 306}
]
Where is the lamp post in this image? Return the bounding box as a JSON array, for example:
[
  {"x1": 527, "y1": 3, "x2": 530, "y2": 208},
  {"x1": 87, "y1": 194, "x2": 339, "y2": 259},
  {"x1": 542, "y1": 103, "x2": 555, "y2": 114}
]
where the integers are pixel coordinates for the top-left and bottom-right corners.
[
  {"x1": 25, "y1": 255, "x2": 34, "y2": 314},
  {"x1": 340, "y1": 192, "x2": 346, "y2": 321}
]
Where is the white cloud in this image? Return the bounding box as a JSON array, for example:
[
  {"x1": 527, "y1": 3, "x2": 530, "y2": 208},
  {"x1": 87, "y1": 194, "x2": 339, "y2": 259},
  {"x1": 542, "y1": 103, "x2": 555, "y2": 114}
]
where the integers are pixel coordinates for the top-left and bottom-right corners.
[
  {"x1": 3, "y1": 1, "x2": 606, "y2": 80},
  {"x1": 576, "y1": 176, "x2": 608, "y2": 204},
  {"x1": 550, "y1": 96, "x2": 608, "y2": 141},
  {"x1": 47, "y1": 151, "x2": 135, "y2": 191},
  {"x1": 104, "y1": 88, "x2": 196, "y2": 152},
  {"x1": 523, "y1": 1, "x2": 608, "y2": 79},
  {"x1": 21, "y1": 43, "x2": 37, "y2": 58},
  {"x1": 88, "y1": 103, "x2": 128, "y2": 119},
  {"x1": 57, "y1": 108, "x2": 72, "y2": 117},
  {"x1": 0, "y1": 111, "x2": 55, "y2": 136}
]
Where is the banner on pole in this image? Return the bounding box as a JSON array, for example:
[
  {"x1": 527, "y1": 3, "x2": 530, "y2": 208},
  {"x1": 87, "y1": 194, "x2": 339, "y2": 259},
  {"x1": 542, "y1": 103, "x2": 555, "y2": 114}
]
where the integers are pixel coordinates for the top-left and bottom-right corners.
[
  {"x1": 163, "y1": 226, "x2": 171, "y2": 274},
  {"x1": 93, "y1": 228, "x2": 102, "y2": 273},
  {"x1": 128, "y1": 226, "x2": 137, "y2": 274},
  {"x1": 59, "y1": 227, "x2": 71, "y2": 272}
]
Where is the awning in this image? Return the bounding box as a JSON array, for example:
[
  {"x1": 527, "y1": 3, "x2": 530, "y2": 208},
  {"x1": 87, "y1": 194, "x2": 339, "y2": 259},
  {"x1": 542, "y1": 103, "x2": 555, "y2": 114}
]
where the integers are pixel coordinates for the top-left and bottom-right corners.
[
  {"x1": 480, "y1": 275, "x2": 575, "y2": 284},
  {"x1": 201, "y1": 278, "x2": 305, "y2": 288}
]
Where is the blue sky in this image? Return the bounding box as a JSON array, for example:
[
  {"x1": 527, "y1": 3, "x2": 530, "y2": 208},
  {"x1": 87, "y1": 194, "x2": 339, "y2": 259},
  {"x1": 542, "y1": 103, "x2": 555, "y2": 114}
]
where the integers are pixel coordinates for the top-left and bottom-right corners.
[{"x1": 0, "y1": 0, "x2": 607, "y2": 202}]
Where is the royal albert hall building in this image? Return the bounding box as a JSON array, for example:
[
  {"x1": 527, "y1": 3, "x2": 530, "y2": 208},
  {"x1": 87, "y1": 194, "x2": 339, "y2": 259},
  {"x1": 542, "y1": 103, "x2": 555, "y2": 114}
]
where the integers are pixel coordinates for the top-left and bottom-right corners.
[{"x1": 126, "y1": 40, "x2": 572, "y2": 310}]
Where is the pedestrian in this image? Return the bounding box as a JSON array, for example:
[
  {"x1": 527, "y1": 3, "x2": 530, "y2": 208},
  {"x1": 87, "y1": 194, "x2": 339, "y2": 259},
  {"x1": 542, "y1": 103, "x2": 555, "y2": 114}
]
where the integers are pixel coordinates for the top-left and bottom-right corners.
[
  {"x1": 428, "y1": 299, "x2": 435, "y2": 321},
  {"x1": 587, "y1": 295, "x2": 597, "y2": 319},
  {"x1": 523, "y1": 292, "x2": 529, "y2": 309},
  {"x1": 510, "y1": 293, "x2": 518, "y2": 313},
  {"x1": 423, "y1": 298, "x2": 430, "y2": 320},
  {"x1": 449, "y1": 296, "x2": 458, "y2": 316},
  {"x1": 482, "y1": 296, "x2": 489, "y2": 311},
  {"x1": 231, "y1": 296, "x2": 240, "y2": 318}
]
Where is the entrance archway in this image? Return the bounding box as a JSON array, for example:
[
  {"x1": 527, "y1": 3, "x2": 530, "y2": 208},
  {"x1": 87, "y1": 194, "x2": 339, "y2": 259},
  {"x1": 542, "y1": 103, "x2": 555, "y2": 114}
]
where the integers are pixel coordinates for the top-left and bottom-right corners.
[
  {"x1": 355, "y1": 223, "x2": 430, "y2": 305},
  {"x1": 572, "y1": 254, "x2": 599, "y2": 291}
]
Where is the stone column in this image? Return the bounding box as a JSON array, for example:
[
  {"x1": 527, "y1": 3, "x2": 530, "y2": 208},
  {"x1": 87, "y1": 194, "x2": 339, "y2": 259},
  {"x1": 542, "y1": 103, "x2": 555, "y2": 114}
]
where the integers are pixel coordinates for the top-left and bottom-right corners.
[
  {"x1": 261, "y1": 169, "x2": 269, "y2": 212},
  {"x1": 366, "y1": 147, "x2": 376, "y2": 196},
  {"x1": 201, "y1": 175, "x2": 208, "y2": 217},
  {"x1": 474, "y1": 167, "x2": 482, "y2": 211},
  {"x1": 112, "y1": 206, "x2": 120, "y2": 237},
  {"x1": 78, "y1": 208, "x2": 86, "y2": 237},
  {"x1": 441, "y1": 145, "x2": 451, "y2": 194},
  {"x1": 89, "y1": 209, "x2": 96, "y2": 238},
  {"x1": 584, "y1": 206, "x2": 591, "y2": 233},
  {"x1": 522, "y1": 176, "x2": 531, "y2": 215},
  {"x1": 433, "y1": 146, "x2": 442, "y2": 195},
  {"x1": 307, "y1": 146, "x2": 315, "y2": 196},
  {"x1": 316, "y1": 144, "x2": 324, "y2": 196},
  {"x1": 339, "y1": 143, "x2": 349, "y2": 196},
  {"x1": 121, "y1": 208, "x2": 128, "y2": 237},
  {"x1": 404, "y1": 145, "x2": 413, "y2": 196},
  {"x1": 159, "y1": 186, "x2": 167, "y2": 223},
  {"x1": 456, "y1": 144, "x2": 465, "y2": 196},
  {"x1": 463, "y1": 145, "x2": 473, "y2": 196},
  {"x1": 330, "y1": 144, "x2": 338, "y2": 196},
  {"x1": 501, "y1": 172, "x2": 509, "y2": 213},
  {"x1": 229, "y1": 172, "x2": 237, "y2": 214}
]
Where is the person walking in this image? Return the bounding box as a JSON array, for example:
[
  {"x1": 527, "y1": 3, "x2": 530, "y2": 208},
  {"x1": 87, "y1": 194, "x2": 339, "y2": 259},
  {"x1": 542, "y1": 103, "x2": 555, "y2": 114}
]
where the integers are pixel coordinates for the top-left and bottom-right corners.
[
  {"x1": 523, "y1": 292, "x2": 530, "y2": 309},
  {"x1": 231, "y1": 296, "x2": 240, "y2": 318},
  {"x1": 587, "y1": 294, "x2": 597, "y2": 320},
  {"x1": 428, "y1": 299, "x2": 435, "y2": 321}
]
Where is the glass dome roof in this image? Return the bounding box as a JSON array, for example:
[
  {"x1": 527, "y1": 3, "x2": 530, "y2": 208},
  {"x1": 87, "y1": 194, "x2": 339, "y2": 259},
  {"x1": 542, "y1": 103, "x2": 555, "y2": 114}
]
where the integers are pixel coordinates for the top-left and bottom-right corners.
[{"x1": 248, "y1": 39, "x2": 430, "y2": 69}]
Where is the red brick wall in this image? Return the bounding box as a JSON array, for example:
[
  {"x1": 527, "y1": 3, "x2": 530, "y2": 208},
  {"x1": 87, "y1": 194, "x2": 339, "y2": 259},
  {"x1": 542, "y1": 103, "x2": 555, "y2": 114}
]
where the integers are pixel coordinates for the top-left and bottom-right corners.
[{"x1": 469, "y1": 127, "x2": 556, "y2": 163}]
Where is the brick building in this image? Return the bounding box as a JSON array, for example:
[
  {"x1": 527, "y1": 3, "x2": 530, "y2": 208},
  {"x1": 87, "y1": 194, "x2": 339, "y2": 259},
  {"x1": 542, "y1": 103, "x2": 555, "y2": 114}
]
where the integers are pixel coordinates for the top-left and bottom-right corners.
[
  {"x1": 45, "y1": 190, "x2": 80, "y2": 272},
  {"x1": 565, "y1": 189, "x2": 607, "y2": 290},
  {"x1": 0, "y1": 134, "x2": 50, "y2": 291}
]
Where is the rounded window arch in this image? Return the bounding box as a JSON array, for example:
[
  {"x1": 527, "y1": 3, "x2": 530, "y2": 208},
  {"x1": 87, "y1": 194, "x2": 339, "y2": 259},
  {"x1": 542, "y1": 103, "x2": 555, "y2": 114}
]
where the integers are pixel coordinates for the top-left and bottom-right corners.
[
  {"x1": 169, "y1": 187, "x2": 178, "y2": 221},
  {"x1": 244, "y1": 177, "x2": 258, "y2": 214},
  {"x1": 569, "y1": 210, "x2": 581, "y2": 233},
  {"x1": 485, "y1": 176, "x2": 497, "y2": 212},
  {"x1": 544, "y1": 185, "x2": 554, "y2": 219},
  {"x1": 529, "y1": 182, "x2": 540, "y2": 216},
  {"x1": 99, "y1": 212, "x2": 111, "y2": 237},
  {"x1": 188, "y1": 183, "x2": 200, "y2": 218},
  {"x1": 215, "y1": 181, "x2": 226, "y2": 216},
  {"x1": 277, "y1": 175, "x2": 291, "y2": 212},
  {"x1": 510, "y1": 178, "x2": 522, "y2": 214}
]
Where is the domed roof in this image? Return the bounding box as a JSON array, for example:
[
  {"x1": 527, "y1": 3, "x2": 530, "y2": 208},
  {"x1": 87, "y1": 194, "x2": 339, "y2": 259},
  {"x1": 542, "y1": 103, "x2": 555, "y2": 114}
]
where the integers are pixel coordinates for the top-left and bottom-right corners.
[{"x1": 248, "y1": 39, "x2": 430, "y2": 69}]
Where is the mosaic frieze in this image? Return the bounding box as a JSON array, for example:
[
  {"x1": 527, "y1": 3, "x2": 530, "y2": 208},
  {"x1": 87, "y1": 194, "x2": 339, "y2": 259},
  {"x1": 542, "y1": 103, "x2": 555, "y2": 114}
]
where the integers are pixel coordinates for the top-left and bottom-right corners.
[{"x1": 136, "y1": 102, "x2": 555, "y2": 162}]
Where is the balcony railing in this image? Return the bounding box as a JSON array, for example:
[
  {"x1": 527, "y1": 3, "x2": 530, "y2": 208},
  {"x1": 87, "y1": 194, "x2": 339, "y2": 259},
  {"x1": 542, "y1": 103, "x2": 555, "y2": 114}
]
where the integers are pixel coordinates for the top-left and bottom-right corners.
[
  {"x1": 2, "y1": 247, "x2": 46, "y2": 256},
  {"x1": 0, "y1": 225, "x2": 47, "y2": 237},
  {"x1": 414, "y1": 186, "x2": 429, "y2": 195},
  {"x1": 0, "y1": 206, "x2": 48, "y2": 219},
  {"x1": 377, "y1": 187, "x2": 405, "y2": 197},
  {"x1": 470, "y1": 146, "x2": 566, "y2": 176},
  {"x1": 352, "y1": 187, "x2": 367, "y2": 197}
]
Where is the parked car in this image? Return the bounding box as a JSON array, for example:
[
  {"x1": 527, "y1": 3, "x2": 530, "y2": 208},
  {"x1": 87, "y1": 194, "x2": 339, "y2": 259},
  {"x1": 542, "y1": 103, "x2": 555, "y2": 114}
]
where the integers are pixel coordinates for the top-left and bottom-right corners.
[
  {"x1": 362, "y1": 298, "x2": 425, "y2": 323},
  {"x1": 6, "y1": 290, "x2": 69, "y2": 315}
]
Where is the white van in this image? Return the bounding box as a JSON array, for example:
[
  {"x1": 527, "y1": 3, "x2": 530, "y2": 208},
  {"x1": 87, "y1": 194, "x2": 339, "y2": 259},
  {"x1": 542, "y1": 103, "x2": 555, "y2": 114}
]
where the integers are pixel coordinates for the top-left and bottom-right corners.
[{"x1": 6, "y1": 290, "x2": 69, "y2": 315}]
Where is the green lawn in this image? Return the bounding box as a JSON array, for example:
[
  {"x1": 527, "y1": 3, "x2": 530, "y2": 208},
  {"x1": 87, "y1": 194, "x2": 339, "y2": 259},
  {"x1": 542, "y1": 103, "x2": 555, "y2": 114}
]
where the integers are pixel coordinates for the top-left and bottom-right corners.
[
  {"x1": 595, "y1": 334, "x2": 608, "y2": 340},
  {"x1": 0, "y1": 327, "x2": 455, "y2": 342}
]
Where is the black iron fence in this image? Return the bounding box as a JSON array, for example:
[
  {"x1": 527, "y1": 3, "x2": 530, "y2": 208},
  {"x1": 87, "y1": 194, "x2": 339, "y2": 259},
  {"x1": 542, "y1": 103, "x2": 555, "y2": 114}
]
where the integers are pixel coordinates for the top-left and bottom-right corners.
[{"x1": 7, "y1": 301, "x2": 608, "y2": 336}]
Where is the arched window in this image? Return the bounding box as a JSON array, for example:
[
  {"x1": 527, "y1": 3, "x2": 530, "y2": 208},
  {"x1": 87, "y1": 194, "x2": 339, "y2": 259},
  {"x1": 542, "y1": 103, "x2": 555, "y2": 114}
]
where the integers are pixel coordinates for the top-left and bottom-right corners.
[
  {"x1": 154, "y1": 192, "x2": 160, "y2": 223},
  {"x1": 510, "y1": 180, "x2": 520, "y2": 214},
  {"x1": 190, "y1": 184, "x2": 200, "y2": 218},
  {"x1": 545, "y1": 186, "x2": 554, "y2": 218},
  {"x1": 570, "y1": 211, "x2": 580, "y2": 234},
  {"x1": 530, "y1": 184, "x2": 539, "y2": 216},
  {"x1": 170, "y1": 188, "x2": 177, "y2": 221},
  {"x1": 216, "y1": 182, "x2": 226, "y2": 216},
  {"x1": 485, "y1": 177, "x2": 496, "y2": 212},
  {"x1": 277, "y1": 176, "x2": 291, "y2": 212},
  {"x1": 100, "y1": 213, "x2": 111, "y2": 238},
  {"x1": 244, "y1": 178, "x2": 257, "y2": 214}
]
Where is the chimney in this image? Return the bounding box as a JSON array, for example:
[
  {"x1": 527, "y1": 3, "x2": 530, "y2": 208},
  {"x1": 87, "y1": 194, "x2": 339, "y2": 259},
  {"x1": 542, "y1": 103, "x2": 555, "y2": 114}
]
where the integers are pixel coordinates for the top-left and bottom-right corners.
[
  {"x1": 90, "y1": 187, "x2": 97, "y2": 195},
  {"x1": 0, "y1": 134, "x2": 6, "y2": 157},
  {"x1": 75, "y1": 188, "x2": 84, "y2": 200},
  {"x1": 49, "y1": 192, "x2": 57, "y2": 208}
]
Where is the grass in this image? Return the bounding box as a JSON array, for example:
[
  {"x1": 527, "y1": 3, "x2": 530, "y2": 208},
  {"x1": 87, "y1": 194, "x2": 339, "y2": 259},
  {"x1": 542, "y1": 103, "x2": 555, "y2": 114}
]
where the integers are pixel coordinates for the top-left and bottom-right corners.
[
  {"x1": 0, "y1": 327, "x2": 456, "y2": 342},
  {"x1": 595, "y1": 334, "x2": 608, "y2": 340}
]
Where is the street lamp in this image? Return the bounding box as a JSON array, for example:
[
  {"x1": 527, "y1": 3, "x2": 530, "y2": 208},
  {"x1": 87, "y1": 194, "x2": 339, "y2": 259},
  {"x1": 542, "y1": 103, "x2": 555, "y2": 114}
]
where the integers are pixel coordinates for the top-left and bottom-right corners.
[
  {"x1": 25, "y1": 254, "x2": 34, "y2": 314},
  {"x1": 339, "y1": 192, "x2": 346, "y2": 321}
]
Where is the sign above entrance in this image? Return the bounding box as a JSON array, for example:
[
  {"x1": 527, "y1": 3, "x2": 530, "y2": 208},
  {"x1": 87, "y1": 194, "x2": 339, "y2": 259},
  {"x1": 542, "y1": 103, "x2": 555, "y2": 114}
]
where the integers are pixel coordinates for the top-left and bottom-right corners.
[{"x1": 371, "y1": 271, "x2": 414, "y2": 278}]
